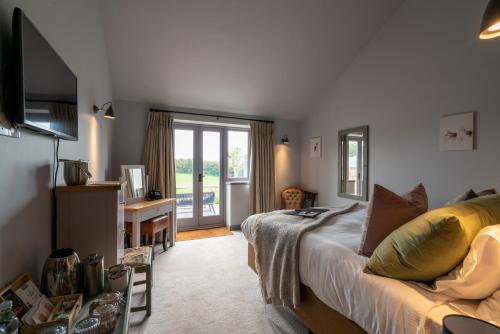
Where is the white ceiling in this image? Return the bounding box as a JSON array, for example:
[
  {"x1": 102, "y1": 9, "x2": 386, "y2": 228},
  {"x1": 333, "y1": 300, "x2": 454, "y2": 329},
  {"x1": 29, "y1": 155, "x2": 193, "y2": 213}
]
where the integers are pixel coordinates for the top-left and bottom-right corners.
[{"x1": 100, "y1": 0, "x2": 402, "y2": 120}]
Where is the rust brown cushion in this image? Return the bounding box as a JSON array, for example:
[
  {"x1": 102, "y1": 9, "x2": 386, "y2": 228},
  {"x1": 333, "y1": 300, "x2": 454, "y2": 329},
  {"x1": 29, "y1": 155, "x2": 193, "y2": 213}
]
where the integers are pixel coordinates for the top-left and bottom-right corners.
[
  {"x1": 447, "y1": 188, "x2": 497, "y2": 204},
  {"x1": 447, "y1": 189, "x2": 478, "y2": 204},
  {"x1": 358, "y1": 184, "x2": 428, "y2": 257},
  {"x1": 476, "y1": 188, "x2": 497, "y2": 196}
]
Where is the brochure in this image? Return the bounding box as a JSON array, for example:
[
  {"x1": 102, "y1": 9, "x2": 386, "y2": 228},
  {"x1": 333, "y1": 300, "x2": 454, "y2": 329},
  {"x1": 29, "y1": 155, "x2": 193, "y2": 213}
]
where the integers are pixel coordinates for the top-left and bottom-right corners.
[{"x1": 286, "y1": 208, "x2": 329, "y2": 218}]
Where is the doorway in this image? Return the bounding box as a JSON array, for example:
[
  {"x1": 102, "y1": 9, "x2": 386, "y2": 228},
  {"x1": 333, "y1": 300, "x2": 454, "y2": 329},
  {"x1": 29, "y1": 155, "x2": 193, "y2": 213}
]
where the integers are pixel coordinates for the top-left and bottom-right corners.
[{"x1": 174, "y1": 125, "x2": 224, "y2": 230}]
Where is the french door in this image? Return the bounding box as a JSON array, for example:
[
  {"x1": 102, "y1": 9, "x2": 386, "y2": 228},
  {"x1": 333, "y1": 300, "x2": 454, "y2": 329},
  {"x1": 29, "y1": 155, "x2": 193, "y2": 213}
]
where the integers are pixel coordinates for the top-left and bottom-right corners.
[{"x1": 174, "y1": 125, "x2": 225, "y2": 230}]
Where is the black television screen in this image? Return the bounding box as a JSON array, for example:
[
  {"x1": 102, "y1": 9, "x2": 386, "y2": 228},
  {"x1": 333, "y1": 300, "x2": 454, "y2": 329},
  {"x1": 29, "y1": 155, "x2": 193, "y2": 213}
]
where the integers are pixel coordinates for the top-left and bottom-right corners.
[{"x1": 13, "y1": 8, "x2": 78, "y2": 141}]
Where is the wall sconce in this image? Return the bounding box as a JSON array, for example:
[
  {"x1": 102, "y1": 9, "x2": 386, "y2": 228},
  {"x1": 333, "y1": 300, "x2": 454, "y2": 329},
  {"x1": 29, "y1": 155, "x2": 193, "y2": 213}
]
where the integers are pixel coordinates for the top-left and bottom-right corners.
[
  {"x1": 281, "y1": 135, "x2": 289, "y2": 145},
  {"x1": 93, "y1": 102, "x2": 115, "y2": 119},
  {"x1": 479, "y1": 0, "x2": 500, "y2": 39}
]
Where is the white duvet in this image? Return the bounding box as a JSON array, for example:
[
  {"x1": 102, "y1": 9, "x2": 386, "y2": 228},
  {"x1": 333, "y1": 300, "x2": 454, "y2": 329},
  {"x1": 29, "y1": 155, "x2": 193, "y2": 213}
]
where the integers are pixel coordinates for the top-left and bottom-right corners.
[{"x1": 241, "y1": 204, "x2": 481, "y2": 334}]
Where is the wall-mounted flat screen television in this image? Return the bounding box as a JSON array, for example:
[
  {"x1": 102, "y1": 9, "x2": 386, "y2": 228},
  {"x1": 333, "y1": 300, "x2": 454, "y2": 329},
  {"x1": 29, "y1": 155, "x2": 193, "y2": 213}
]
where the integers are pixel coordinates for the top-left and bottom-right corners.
[{"x1": 12, "y1": 7, "x2": 78, "y2": 141}]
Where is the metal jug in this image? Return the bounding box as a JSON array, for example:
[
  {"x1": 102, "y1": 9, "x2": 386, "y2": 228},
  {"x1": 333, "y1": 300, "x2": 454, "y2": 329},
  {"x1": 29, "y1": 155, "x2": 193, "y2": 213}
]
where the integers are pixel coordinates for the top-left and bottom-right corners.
[
  {"x1": 41, "y1": 248, "x2": 81, "y2": 297},
  {"x1": 81, "y1": 254, "x2": 104, "y2": 297}
]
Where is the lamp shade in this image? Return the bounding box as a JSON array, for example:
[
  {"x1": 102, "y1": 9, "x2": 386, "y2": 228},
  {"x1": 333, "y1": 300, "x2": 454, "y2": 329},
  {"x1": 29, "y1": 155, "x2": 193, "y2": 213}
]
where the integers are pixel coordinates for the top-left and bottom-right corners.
[
  {"x1": 104, "y1": 105, "x2": 115, "y2": 119},
  {"x1": 480, "y1": 0, "x2": 500, "y2": 39}
]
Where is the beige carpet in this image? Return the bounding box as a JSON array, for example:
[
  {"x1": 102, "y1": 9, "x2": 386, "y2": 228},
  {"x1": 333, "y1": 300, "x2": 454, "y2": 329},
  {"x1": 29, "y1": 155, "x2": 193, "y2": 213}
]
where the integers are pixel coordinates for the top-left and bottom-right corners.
[
  {"x1": 128, "y1": 231, "x2": 309, "y2": 334},
  {"x1": 176, "y1": 227, "x2": 233, "y2": 242}
]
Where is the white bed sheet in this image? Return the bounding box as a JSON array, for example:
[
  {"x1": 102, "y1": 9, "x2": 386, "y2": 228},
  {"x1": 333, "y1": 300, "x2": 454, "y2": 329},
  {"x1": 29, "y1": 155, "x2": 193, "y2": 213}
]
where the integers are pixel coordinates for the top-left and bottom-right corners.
[{"x1": 241, "y1": 205, "x2": 479, "y2": 334}]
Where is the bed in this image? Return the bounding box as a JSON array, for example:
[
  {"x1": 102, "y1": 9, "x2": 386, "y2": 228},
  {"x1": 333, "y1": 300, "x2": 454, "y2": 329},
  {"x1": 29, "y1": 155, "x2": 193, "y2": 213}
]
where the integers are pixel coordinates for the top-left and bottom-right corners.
[{"x1": 242, "y1": 204, "x2": 482, "y2": 334}]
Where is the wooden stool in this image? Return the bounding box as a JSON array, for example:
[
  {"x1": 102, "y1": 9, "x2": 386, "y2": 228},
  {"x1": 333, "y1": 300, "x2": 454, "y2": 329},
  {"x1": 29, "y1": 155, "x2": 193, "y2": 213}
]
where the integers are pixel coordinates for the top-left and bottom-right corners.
[
  {"x1": 125, "y1": 215, "x2": 169, "y2": 252},
  {"x1": 124, "y1": 246, "x2": 153, "y2": 316}
]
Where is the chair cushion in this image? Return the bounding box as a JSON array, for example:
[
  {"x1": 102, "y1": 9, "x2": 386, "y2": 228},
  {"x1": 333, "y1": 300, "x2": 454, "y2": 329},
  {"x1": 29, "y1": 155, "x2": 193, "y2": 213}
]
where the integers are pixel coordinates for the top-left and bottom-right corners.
[
  {"x1": 124, "y1": 246, "x2": 152, "y2": 267},
  {"x1": 142, "y1": 215, "x2": 169, "y2": 234},
  {"x1": 125, "y1": 215, "x2": 169, "y2": 235},
  {"x1": 364, "y1": 195, "x2": 500, "y2": 281}
]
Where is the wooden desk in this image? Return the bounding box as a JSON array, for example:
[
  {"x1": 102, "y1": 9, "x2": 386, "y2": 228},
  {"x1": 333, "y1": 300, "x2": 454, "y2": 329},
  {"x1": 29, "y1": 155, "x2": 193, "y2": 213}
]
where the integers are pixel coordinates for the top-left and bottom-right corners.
[{"x1": 124, "y1": 198, "x2": 176, "y2": 248}]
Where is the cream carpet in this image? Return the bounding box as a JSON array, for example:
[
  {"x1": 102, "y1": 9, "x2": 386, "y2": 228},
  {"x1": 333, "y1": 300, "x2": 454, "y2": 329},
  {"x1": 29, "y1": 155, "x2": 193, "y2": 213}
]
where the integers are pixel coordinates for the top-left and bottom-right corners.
[{"x1": 129, "y1": 231, "x2": 309, "y2": 334}]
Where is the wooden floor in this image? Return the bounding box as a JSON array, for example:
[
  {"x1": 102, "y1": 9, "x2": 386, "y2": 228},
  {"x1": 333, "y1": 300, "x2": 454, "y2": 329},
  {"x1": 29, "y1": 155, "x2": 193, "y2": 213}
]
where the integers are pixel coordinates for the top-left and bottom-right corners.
[{"x1": 176, "y1": 227, "x2": 233, "y2": 241}]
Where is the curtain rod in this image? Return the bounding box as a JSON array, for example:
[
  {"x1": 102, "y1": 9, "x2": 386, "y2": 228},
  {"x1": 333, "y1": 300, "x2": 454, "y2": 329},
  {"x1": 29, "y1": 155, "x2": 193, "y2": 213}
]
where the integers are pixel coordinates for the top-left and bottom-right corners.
[{"x1": 149, "y1": 107, "x2": 274, "y2": 124}]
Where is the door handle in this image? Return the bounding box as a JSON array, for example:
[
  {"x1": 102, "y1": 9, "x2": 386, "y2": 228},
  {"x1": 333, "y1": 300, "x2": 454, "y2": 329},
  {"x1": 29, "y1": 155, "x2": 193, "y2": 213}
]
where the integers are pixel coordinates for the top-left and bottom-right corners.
[{"x1": 198, "y1": 173, "x2": 204, "y2": 182}]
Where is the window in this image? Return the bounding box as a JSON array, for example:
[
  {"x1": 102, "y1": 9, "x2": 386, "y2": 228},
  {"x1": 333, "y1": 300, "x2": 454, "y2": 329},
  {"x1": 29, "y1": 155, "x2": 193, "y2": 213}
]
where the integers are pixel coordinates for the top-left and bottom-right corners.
[{"x1": 227, "y1": 130, "x2": 249, "y2": 179}]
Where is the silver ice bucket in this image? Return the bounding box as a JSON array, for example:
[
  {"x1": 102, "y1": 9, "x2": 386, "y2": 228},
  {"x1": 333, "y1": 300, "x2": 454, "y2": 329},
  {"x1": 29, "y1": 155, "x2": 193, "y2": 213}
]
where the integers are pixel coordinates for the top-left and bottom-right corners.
[{"x1": 60, "y1": 159, "x2": 92, "y2": 185}]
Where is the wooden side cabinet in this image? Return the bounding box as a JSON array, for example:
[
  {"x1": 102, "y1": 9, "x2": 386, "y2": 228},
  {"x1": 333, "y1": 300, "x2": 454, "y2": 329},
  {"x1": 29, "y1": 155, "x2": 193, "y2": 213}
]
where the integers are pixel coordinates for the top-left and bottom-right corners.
[{"x1": 56, "y1": 183, "x2": 125, "y2": 268}]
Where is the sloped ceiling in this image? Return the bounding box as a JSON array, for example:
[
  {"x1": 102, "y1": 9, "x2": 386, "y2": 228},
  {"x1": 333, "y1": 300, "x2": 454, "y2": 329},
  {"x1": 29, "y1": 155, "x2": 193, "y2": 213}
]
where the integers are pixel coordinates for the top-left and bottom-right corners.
[{"x1": 100, "y1": 0, "x2": 402, "y2": 120}]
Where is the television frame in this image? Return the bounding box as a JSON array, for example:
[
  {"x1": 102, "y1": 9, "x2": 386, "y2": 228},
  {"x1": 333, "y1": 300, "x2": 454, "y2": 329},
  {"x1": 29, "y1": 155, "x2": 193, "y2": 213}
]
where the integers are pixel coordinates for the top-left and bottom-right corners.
[{"x1": 12, "y1": 7, "x2": 79, "y2": 141}]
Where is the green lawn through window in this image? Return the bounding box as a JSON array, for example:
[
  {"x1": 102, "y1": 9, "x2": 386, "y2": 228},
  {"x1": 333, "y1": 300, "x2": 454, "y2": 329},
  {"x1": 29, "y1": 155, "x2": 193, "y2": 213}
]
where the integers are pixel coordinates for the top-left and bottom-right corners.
[{"x1": 176, "y1": 172, "x2": 220, "y2": 204}]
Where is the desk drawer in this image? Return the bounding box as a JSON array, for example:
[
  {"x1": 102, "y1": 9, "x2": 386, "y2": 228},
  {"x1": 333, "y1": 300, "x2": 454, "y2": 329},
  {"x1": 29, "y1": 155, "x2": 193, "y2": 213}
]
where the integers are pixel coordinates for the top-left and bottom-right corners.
[{"x1": 139, "y1": 206, "x2": 168, "y2": 221}]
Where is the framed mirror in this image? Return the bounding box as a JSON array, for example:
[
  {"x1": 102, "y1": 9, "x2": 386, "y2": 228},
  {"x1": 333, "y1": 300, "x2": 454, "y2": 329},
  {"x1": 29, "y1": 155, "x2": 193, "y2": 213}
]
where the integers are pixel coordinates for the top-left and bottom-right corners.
[
  {"x1": 338, "y1": 126, "x2": 369, "y2": 201},
  {"x1": 121, "y1": 165, "x2": 146, "y2": 204}
]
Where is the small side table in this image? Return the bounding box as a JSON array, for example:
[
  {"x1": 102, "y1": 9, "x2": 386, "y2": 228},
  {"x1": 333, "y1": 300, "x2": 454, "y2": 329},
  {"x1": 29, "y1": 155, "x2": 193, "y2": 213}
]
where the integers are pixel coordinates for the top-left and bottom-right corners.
[{"x1": 443, "y1": 315, "x2": 500, "y2": 334}]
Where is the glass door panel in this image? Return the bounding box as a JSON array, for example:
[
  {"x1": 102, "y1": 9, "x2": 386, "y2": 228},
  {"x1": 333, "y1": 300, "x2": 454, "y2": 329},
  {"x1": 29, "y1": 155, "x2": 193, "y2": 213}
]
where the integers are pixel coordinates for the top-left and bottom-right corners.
[
  {"x1": 175, "y1": 125, "x2": 224, "y2": 229},
  {"x1": 174, "y1": 128, "x2": 196, "y2": 227},
  {"x1": 201, "y1": 131, "x2": 221, "y2": 218}
]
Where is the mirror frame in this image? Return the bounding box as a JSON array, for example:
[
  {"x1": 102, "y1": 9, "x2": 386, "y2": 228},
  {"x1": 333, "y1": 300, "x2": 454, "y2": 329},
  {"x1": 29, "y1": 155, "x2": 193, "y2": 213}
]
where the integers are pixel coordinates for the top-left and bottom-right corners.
[
  {"x1": 121, "y1": 165, "x2": 147, "y2": 204},
  {"x1": 338, "y1": 126, "x2": 369, "y2": 201}
]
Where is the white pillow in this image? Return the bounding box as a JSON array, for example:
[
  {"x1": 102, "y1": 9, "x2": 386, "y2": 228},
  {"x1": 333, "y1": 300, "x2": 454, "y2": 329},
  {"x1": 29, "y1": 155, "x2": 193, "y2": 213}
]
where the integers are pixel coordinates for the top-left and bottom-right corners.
[
  {"x1": 476, "y1": 289, "x2": 500, "y2": 326},
  {"x1": 430, "y1": 224, "x2": 500, "y2": 299}
]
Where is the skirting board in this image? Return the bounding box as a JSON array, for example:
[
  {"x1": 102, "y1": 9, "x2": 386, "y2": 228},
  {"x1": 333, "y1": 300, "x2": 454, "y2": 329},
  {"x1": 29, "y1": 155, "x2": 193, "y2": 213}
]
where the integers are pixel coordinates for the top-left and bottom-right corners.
[{"x1": 248, "y1": 243, "x2": 367, "y2": 334}]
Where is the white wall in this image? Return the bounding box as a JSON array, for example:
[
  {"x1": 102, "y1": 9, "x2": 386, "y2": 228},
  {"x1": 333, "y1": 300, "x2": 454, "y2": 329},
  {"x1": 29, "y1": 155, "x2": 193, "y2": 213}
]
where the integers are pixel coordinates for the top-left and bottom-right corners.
[
  {"x1": 0, "y1": 1, "x2": 114, "y2": 286},
  {"x1": 273, "y1": 119, "x2": 301, "y2": 207},
  {"x1": 110, "y1": 100, "x2": 148, "y2": 177},
  {"x1": 225, "y1": 182, "x2": 250, "y2": 229},
  {"x1": 300, "y1": 0, "x2": 500, "y2": 209},
  {"x1": 112, "y1": 100, "x2": 301, "y2": 208}
]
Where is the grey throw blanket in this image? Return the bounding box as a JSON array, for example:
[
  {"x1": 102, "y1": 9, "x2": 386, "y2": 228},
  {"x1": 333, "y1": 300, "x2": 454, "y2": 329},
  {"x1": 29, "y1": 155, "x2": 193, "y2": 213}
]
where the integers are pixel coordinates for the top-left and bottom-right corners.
[{"x1": 248, "y1": 203, "x2": 358, "y2": 308}]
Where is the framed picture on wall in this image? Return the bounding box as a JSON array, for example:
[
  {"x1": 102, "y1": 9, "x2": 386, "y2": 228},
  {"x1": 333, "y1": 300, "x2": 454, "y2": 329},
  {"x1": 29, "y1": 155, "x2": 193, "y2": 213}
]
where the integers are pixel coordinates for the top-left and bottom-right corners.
[
  {"x1": 310, "y1": 137, "x2": 321, "y2": 158},
  {"x1": 439, "y1": 112, "x2": 475, "y2": 151}
]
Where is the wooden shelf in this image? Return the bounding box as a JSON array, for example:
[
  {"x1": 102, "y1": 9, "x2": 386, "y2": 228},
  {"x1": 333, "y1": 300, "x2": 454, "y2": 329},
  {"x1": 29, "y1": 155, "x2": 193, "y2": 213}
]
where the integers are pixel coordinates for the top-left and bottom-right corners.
[{"x1": 57, "y1": 181, "x2": 124, "y2": 193}]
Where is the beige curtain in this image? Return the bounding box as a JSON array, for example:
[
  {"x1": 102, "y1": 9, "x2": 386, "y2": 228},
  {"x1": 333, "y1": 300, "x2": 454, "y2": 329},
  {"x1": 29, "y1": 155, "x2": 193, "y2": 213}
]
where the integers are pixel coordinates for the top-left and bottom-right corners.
[
  {"x1": 144, "y1": 112, "x2": 176, "y2": 198},
  {"x1": 250, "y1": 121, "x2": 275, "y2": 213}
]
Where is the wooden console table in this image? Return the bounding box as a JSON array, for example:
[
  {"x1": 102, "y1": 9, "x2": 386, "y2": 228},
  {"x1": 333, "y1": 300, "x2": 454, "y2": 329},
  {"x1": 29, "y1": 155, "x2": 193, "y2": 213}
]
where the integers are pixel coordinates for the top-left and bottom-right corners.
[{"x1": 124, "y1": 198, "x2": 176, "y2": 248}]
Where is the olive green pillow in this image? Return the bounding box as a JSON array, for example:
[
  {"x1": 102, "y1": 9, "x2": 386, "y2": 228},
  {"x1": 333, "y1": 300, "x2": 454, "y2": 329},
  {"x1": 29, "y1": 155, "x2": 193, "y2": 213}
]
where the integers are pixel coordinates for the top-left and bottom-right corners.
[{"x1": 364, "y1": 194, "x2": 500, "y2": 281}]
